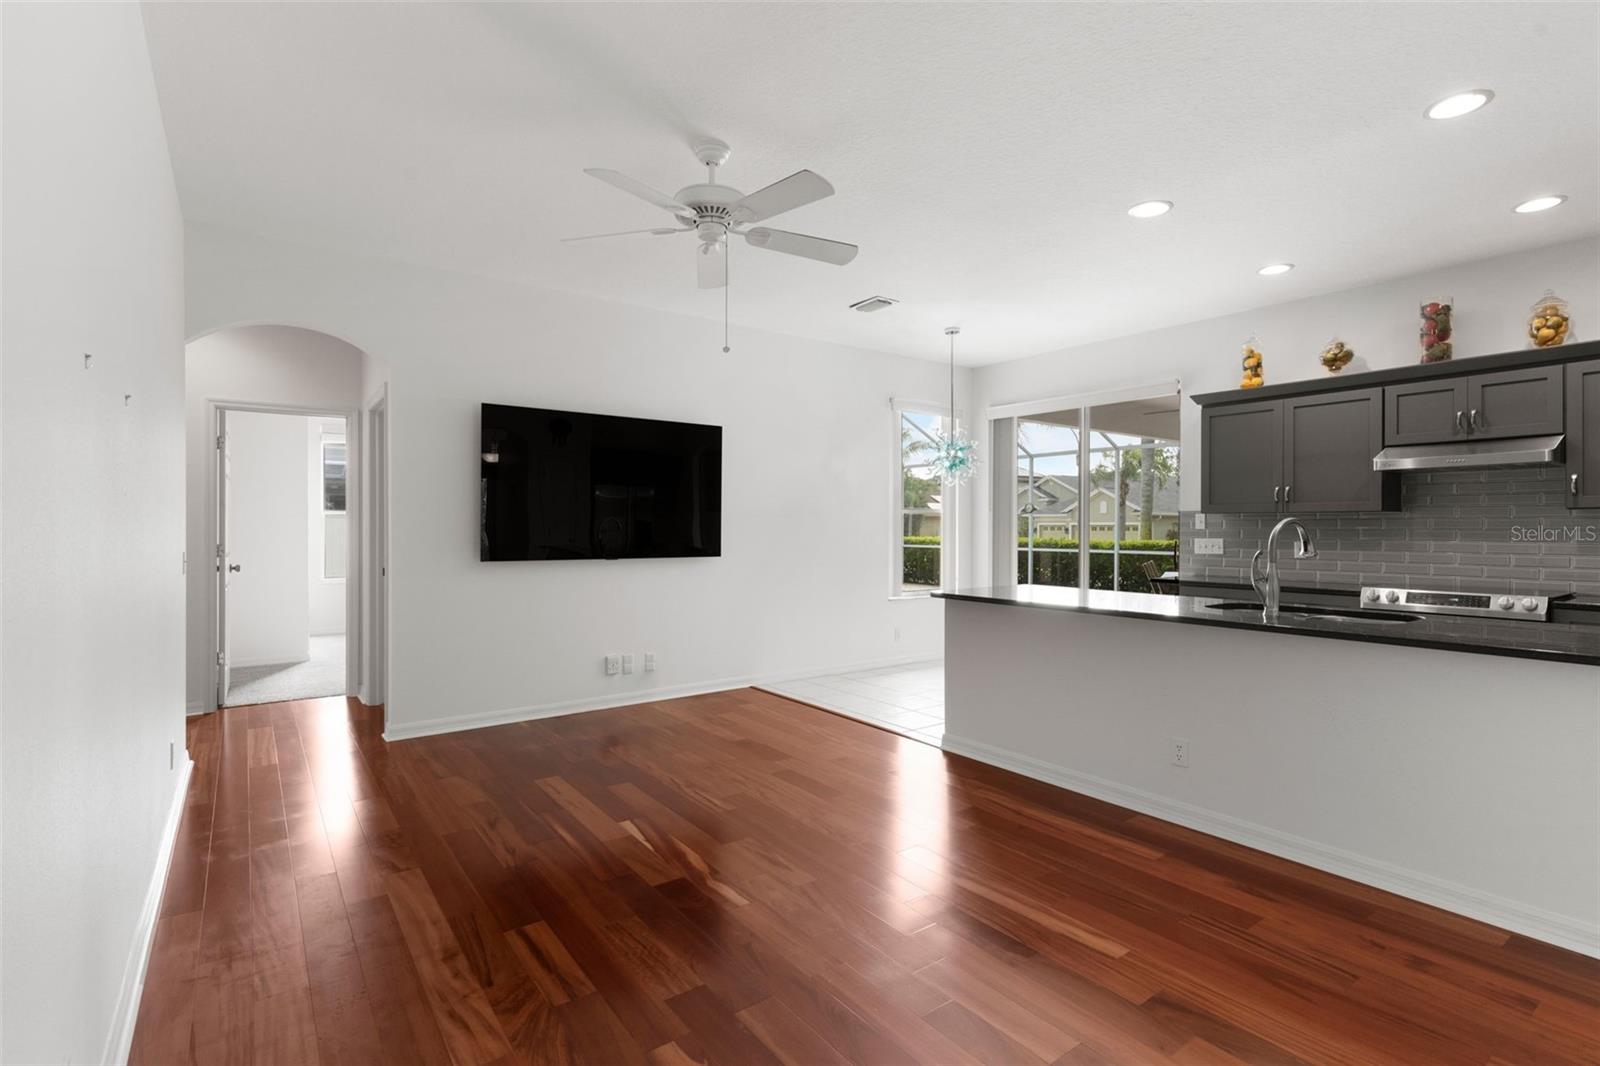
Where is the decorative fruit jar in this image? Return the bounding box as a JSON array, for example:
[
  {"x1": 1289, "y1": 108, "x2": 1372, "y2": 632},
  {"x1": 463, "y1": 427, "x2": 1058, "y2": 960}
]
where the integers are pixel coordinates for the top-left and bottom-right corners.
[
  {"x1": 1419, "y1": 298, "x2": 1453, "y2": 363},
  {"x1": 1240, "y1": 336, "x2": 1264, "y2": 388},
  {"x1": 1528, "y1": 290, "x2": 1571, "y2": 348},
  {"x1": 1319, "y1": 338, "x2": 1354, "y2": 374}
]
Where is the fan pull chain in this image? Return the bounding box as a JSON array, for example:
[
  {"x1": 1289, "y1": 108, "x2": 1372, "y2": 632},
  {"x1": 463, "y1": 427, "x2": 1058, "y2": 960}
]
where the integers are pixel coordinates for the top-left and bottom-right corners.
[{"x1": 723, "y1": 236, "x2": 731, "y2": 353}]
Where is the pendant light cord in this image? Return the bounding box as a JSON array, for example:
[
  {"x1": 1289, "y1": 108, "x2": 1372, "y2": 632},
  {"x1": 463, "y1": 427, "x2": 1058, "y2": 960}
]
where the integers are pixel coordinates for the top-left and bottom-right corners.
[{"x1": 722, "y1": 237, "x2": 731, "y2": 354}]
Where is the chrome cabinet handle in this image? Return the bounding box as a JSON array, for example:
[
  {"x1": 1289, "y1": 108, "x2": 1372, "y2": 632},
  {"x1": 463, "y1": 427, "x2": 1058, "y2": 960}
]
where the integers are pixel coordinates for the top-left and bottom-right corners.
[
  {"x1": 1575, "y1": 473, "x2": 1582, "y2": 495},
  {"x1": 1454, "y1": 410, "x2": 1466, "y2": 434},
  {"x1": 1470, "y1": 408, "x2": 1483, "y2": 430},
  {"x1": 1284, "y1": 484, "x2": 1292, "y2": 503},
  {"x1": 1273, "y1": 485, "x2": 1280, "y2": 503}
]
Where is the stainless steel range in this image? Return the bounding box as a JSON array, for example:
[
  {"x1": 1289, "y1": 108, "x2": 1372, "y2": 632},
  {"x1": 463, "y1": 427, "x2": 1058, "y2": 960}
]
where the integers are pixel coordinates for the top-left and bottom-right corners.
[{"x1": 1360, "y1": 586, "x2": 1551, "y2": 621}]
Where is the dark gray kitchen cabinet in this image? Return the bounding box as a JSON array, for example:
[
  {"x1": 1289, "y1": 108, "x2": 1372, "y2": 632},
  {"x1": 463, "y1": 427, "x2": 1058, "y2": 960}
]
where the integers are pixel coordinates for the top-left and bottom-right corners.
[
  {"x1": 1466, "y1": 365, "x2": 1564, "y2": 439},
  {"x1": 1202, "y1": 393, "x2": 1396, "y2": 513},
  {"x1": 1201, "y1": 400, "x2": 1282, "y2": 513},
  {"x1": 1568, "y1": 358, "x2": 1600, "y2": 509},
  {"x1": 1283, "y1": 388, "x2": 1397, "y2": 511},
  {"x1": 1385, "y1": 379, "x2": 1468, "y2": 445}
]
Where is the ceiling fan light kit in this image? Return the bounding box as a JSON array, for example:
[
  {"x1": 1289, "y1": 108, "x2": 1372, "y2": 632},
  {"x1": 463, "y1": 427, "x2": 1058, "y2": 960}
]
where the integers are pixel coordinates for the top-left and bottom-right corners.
[{"x1": 569, "y1": 138, "x2": 860, "y2": 352}]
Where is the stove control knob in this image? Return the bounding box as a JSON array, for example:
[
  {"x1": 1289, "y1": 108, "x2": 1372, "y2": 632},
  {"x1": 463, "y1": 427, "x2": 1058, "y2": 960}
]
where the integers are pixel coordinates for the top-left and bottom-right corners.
[
  {"x1": 1384, "y1": 590, "x2": 1400, "y2": 604},
  {"x1": 1497, "y1": 596, "x2": 1514, "y2": 610},
  {"x1": 1363, "y1": 589, "x2": 1380, "y2": 602},
  {"x1": 1520, "y1": 597, "x2": 1539, "y2": 612}
]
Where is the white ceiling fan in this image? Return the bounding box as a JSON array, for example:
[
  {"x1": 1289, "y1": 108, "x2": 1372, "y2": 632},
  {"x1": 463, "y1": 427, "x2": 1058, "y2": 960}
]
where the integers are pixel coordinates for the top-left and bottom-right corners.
[{"x1": 564, "y1": 139, "x2": 858, "y2": 290}]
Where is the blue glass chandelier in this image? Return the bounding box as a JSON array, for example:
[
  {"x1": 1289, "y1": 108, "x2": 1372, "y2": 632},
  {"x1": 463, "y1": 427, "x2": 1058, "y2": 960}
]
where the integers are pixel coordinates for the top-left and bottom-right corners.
[{"x1": 933, "y1": 326, "x2": 979, "y2": 484}]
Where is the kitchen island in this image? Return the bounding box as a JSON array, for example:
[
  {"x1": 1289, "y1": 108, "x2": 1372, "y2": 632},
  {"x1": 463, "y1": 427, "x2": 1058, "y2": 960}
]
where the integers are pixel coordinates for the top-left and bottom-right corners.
[{"x1": 934, "y1": 586, "x2": 1600, "y2": 956}]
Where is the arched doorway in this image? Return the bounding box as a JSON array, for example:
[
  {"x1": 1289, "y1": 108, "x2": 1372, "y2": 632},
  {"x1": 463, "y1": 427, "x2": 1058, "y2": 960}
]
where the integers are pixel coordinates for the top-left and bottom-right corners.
[{"x1": 183, "y1": 325, "x2": 388, "y2": 715}]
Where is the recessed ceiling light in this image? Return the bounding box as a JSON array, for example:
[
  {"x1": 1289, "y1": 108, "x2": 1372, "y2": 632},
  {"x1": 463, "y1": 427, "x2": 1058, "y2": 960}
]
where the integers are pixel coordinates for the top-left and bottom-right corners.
[
  {"x1": 1257, "y1": 263, "x2": 1295, "y2": 276},
  {"x1": 1513, "y1": 195, "x2": 1567, "y2": 214},
  {"x1": 1426, "y1": 90, "x2": 1494, "y2": 120},
  {"x1": 1127, "y1": 200, "x2": 1173, "y2": 218}
]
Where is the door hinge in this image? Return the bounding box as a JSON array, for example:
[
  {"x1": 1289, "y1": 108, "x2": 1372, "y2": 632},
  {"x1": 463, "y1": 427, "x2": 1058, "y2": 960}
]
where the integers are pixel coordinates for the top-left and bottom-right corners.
[
  {"x1": 216, "y1": 651, "x2": 225, "y2": 667},
  {"x1": 216, "y1": 433, "x2": 225, "y2": 450}
]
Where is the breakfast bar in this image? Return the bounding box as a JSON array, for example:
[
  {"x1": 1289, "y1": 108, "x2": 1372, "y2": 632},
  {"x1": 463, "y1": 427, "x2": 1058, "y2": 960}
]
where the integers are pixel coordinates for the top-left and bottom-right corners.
[{"x1": 934, "y1": 586, "x2": 1600, "y2": 956}]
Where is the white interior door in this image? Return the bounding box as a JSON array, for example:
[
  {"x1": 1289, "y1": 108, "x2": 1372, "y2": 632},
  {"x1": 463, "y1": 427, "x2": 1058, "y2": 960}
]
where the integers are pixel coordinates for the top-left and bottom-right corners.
[
  {"x1": 371, "y1": 400, "x2": 388, "y2": 706},
  {"x1": 216, "y1": 409, "x2": 232, "y2": 706}
]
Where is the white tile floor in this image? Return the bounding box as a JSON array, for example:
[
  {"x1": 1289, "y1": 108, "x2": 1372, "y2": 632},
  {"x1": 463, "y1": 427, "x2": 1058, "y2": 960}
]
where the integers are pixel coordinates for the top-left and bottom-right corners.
[{"x1": 760, "y1": 660, "x2": 944, "y2": 745}]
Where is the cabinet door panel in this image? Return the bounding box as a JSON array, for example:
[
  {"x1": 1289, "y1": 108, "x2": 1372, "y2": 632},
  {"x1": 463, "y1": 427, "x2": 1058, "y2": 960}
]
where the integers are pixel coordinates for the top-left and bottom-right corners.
[
  {"x1": 1284, "y1": 389, "x2": 1396, "y2": 511},
  {"x1": 1385, "y1": 379, "x2": 1467, "y2": 445},
  {"x1": 1568, "y1": 359, "x2": 1600, "y2": 509},
  {"x1": 1201, "y1": 401, "x2": 1282, "y2": 513},
  {"x1": 1467, "y1": 365, "x2": 1564, "y2": 439}
]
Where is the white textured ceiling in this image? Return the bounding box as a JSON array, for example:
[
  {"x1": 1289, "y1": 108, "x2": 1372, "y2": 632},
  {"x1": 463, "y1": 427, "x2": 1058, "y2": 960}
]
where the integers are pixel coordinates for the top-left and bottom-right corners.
[{"x1": 142, "y1": 2, "x2": 1597, "y2": 365}]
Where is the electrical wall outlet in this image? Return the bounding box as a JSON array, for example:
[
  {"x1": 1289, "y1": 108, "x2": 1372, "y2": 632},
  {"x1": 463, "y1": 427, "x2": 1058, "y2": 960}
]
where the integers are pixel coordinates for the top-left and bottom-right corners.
[
  {"x1": 1193, "y1": 537, "x2": 1224, "y2": 556},
  {"x1": 604, "y1": 654, "x2": 621, "y2": 676},
  {"x1": 1170, "y1": 736, "x2": 1190, "y2": 767},
  {"x1": 1194, "y1": 513, "x2": 1207, "y2": 531},
  {"x1": 643, "y1": 652, "x2": 657, "y2": 673},
  {"x1": 622, "y1": 653, "x2": 635, "y2": 675}
]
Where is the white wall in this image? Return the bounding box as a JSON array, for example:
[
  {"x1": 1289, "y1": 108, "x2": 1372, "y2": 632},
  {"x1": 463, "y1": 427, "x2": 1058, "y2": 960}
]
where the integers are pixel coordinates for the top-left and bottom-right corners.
[
  {"x1": 943, "y1": 600, "x2": 1600, "y2": 956},
  {"x1": 185, "y1": 326, "x2": 364, "y2": 709},
  {"x1": 0, "y1": 5, "x2": 187, "y2": 1062},
  {"x1": 307, "y1": 418, "x2": 348, "y2": 637},
  {"x1": 225, "y1": 411, "x2": 311, "y2": 668},
  {"x1": 969, "y1": 237, "x2": 1600, "y2": 580},
  {"x1": 185, "y1": 223, "x2": 970, "y2": 738}
]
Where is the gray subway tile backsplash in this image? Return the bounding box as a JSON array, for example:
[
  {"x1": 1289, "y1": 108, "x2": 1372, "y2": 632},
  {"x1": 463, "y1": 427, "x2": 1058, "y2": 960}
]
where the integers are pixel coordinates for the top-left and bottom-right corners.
[{"x1": 1181, "y1": 465, "x2": 1600, "y2": 596}]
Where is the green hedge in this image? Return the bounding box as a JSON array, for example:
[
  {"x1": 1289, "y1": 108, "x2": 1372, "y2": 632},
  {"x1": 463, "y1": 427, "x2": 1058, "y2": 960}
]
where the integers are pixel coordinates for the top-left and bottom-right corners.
[
  {"x1": 900, "y1": 536, "x2": 1178, "y2": 593},
  {"x1": 1018, "y1": 537, "x2": 1177, "y2": 592},
  {"x1": 903, "y1": 536, "x2": 943, "y2": 586}
]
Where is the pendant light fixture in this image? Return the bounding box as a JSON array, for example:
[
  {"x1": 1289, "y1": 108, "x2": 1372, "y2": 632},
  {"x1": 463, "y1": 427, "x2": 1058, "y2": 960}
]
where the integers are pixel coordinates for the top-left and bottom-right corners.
[{"x1": 933, "y1": 326, "x2": 978, "y2": 484}]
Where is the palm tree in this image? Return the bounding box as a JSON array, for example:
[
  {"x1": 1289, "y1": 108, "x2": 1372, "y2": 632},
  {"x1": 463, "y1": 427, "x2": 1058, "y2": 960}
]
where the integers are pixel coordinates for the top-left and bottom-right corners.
[{"x1": 1093, "y1": 440, "x2": 1177, "y2": 539}]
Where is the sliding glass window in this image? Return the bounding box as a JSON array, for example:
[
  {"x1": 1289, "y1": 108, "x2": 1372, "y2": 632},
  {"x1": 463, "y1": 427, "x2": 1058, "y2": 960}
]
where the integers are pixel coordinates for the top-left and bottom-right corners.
[{"x1": 1014, "y1": 394, "x2": 1180, "y2": 594}]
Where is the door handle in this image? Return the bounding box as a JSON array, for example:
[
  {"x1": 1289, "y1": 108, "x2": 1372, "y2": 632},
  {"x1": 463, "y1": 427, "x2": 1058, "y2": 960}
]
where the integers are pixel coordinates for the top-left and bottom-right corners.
[
  {"x1": 227, "y1": 563, "x2": 242, "y2": 573},
  {"x1": 1454, "y1": 410, "x2": 1466, "y2": 434},
  {"x1": 1273, "y1": 485, "x2": 1280, "y2": 504},
  {"x1": 1284, "y1": 484, "x2": 1292, "y2": 503},
  {"x1": 1470, "y1": 408, "x2": 1483, "y2": 431},
  {"x1": 1575, "y1": 473, "x2": 1582, "y2": 495}
]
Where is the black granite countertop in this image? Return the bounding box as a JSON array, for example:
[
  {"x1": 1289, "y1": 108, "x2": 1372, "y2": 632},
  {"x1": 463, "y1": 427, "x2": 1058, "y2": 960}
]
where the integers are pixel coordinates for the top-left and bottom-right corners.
[{"x1": 933, "y1": 586, "x2": 1600, "y2": 667}]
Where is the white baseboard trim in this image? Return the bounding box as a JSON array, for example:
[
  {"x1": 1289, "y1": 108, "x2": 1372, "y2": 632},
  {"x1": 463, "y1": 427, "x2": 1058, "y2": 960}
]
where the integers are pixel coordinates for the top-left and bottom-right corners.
[
  {"x1": 381, "y1": 651, "x2": 937, "y2": 743},
  {"x1": 184, "y1": 699, "x2": 209, "y2": 717},
  {"x1": 940, "y1": 733, "x2": 1600, "y2": 959},
  {"x1": 102, "y1": 755, "x2": 196, "y2": 1065},
  {"x1": 229, "y1": 654, "x2": 308, "y2": 670}
]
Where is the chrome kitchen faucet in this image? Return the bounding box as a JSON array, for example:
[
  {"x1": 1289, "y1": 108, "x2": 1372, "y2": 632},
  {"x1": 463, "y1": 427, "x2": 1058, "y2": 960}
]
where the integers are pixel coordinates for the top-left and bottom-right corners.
[{"x1": 1250, "y1": 517, "x2": 1318, "y2": 622}]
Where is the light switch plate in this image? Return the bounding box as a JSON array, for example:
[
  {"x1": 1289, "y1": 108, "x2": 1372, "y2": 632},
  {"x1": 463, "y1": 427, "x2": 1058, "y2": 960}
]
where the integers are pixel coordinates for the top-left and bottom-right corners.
[
  {"x1": 1194, "y1": 513, "x2": 1207, "y2": 531},
  {"x1": 604, "y1": 654, "x2": 621, "y2": 676},
  {"x1": 1193, "y1": 537, "x2": 1224, "y2": 556}
]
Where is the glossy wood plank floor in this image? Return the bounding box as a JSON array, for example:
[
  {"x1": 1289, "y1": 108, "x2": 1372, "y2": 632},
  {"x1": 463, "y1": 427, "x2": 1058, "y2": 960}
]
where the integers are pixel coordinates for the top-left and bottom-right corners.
[{"x1": 131, "y1": 691, "x2": 1600, "y2": 1066}]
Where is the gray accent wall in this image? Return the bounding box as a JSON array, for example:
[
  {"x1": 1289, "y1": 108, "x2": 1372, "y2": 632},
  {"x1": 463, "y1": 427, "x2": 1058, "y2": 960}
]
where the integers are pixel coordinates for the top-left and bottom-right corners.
[{"x1": 1181, "y1": 465, "x2": 1600, "y2": 596}]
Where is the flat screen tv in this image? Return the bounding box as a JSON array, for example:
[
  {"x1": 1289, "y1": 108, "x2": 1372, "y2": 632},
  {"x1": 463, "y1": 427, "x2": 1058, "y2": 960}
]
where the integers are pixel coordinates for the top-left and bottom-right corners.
[{"x1": 480, "y1": 403, "x2": 722, "y2": 561}]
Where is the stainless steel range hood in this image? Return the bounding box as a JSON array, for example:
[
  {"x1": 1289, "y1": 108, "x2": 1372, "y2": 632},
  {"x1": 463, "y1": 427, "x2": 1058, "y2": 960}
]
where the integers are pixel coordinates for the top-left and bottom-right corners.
[{"x1": 1372, "y1": 434, "x2": 1564, "y2": 471}]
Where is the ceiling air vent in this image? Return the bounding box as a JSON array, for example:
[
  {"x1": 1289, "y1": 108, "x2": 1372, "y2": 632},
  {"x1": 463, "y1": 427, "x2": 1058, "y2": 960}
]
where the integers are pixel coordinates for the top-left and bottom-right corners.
[{"x1": 849, "y1": 295, "x2": 899, "y2": 313}]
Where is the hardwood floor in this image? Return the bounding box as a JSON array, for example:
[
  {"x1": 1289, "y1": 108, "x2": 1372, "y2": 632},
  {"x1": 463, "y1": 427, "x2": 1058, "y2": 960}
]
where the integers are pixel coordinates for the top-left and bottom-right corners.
[{"x1": 131, "y1": 690, "x2": 1600, "y2": 1065}]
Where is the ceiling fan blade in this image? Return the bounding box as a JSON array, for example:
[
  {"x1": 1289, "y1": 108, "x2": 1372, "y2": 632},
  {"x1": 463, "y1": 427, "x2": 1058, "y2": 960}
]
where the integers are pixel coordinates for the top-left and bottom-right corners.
[
  {"x1": 742, "y1": 227, "x2": 858, "y2": 266},
  {"x1": 697, "y1": 242, "x2": 726, "y2": 289},
  {"x1": 561, "y1": 227, "x2": 685, "y2": 243},
  {"x1": 731, "y1": 170, "x2": 834, "y2": 223},
  {"x1": 583, "y1": 168, "x2": 690, "y2": 214}
]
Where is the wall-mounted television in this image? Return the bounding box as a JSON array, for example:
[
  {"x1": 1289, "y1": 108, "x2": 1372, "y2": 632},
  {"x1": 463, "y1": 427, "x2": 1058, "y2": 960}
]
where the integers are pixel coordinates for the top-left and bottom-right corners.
[{"x1": 480, "y1": 403, "x2": 722, "y2": 561}]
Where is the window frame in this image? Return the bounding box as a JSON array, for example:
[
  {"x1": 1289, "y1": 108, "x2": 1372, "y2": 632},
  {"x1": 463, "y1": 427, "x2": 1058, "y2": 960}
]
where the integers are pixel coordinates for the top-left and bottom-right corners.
[
  {"x1": 891, "y1": 399, "x2": 959, "y2": 600},
  {"x1": 321, "y1": 434, "x2": 349, "y2": 582}
]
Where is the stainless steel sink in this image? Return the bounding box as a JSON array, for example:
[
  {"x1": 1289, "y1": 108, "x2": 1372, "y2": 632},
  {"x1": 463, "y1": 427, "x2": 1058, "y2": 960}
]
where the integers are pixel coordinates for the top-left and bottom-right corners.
[{"x1": 1198, "y1": 601, "x2": 1423, "y2": 624}]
